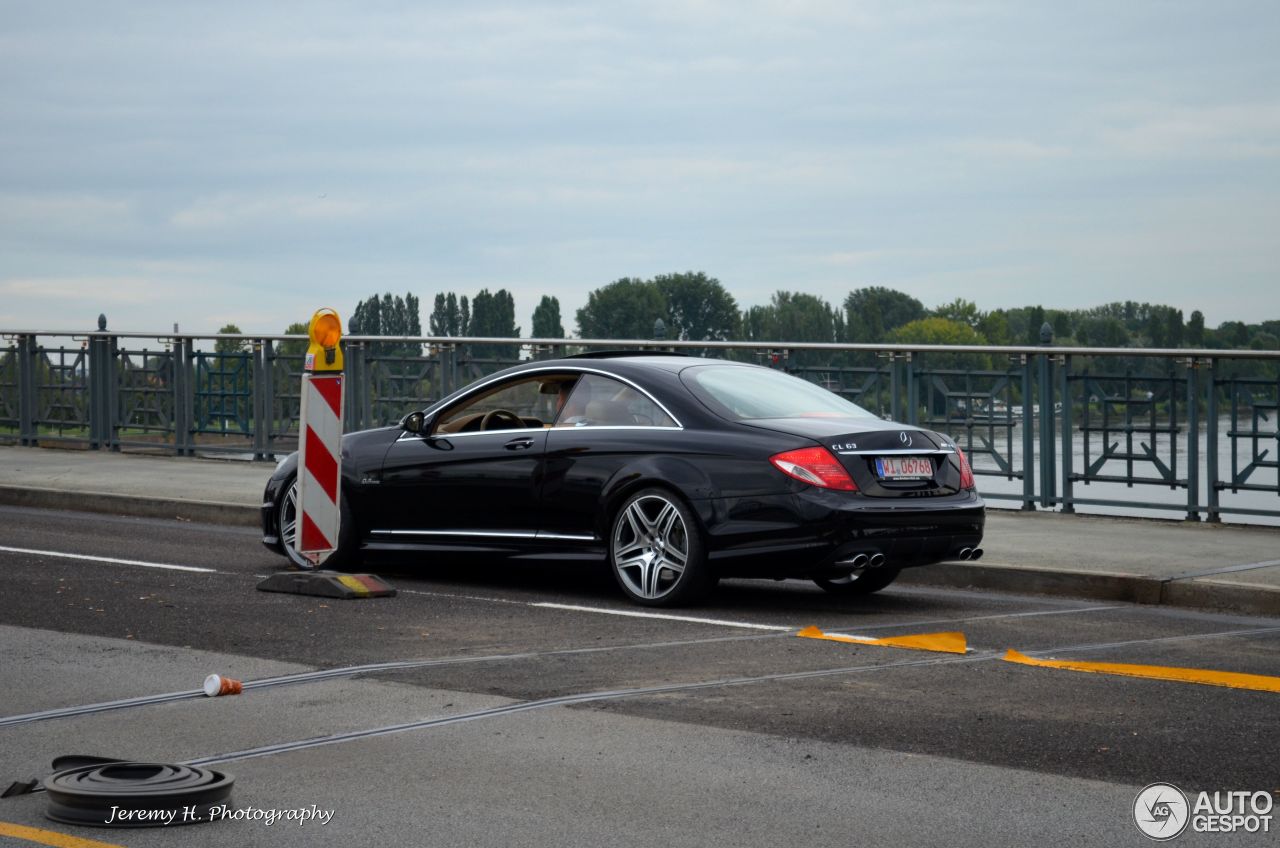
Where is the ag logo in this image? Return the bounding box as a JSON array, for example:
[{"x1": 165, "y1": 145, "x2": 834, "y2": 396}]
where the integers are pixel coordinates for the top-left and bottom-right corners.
[
  {"x1": 899, "y1": 431, "x2": 913, "y2": 447},
  {"x1": 1134, "y1": 783, "x2": 1190, "y2": 840}
]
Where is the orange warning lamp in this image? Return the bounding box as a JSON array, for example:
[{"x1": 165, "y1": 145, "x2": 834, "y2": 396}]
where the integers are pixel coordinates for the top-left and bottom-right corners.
[{"x1": 306, "y1": 308, "x2": 344, "y2": 372}]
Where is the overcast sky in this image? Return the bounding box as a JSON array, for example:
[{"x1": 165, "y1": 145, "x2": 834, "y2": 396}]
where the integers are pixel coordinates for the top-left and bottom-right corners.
[{"x1": 2, "y1": 0, "x2": 1278, "y2": 336}]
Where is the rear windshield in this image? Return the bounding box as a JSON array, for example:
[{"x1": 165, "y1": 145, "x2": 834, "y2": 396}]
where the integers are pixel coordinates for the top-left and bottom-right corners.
[{"x1": 682, "y1": 365, "x2": 877, "y2": 422}]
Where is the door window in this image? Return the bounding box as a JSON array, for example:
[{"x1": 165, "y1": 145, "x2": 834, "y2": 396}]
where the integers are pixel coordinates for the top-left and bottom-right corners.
[
  {"x1": 436, "y1": 375, "x2": 579, "y2": 433},
  {"x1": 556, "y1": 374, "x2": 677, "y2": 428}
]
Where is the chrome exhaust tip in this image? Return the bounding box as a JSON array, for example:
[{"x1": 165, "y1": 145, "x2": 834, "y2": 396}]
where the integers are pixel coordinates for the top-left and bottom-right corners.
[
  {"x1": 868, "y1": 553, "x2": 886, "y2": 568},
  {"x1": 969, "y1": 547, "x2": 984, "y2": 561},
  {"x1": 958, "y1": 547, "x2": 972, "y2": 560},
  {"x1": 850, "y1": 553, "x2": 870, "y2": 569}
]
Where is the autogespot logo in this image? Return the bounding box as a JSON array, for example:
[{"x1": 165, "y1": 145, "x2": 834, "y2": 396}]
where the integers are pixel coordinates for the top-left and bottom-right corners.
[{"x1": 1134, "y1": 783, "x2": 1190, "y2": 841}]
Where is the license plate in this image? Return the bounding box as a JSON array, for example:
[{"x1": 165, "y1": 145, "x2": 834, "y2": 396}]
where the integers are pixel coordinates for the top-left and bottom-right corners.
[{"x1": 875, "y1": 456, "x2": 933, "y2": 480}]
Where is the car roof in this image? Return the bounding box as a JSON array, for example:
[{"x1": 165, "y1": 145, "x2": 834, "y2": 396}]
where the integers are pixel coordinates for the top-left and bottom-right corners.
[{"x1": 540, "y1": 354, "x2": 752, "y2": 375}]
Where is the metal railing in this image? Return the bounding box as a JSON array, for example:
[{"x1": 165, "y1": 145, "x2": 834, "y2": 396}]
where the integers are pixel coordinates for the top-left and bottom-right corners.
[{"x1": 1, "y1": 328, "x2": 1278, "y2": 523}]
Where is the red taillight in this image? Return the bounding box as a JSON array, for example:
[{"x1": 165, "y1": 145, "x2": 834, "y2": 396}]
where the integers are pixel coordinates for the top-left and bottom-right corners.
[
  {"x1": 956, "y1": 446, "x2": 976, "y2": 490},
  {"x1": 770, "y1": 446, "x2": 857, "y2": 491}
]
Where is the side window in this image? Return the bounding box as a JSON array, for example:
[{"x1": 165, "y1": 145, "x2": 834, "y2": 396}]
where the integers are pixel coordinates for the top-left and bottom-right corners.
[
  {"x1": 556, "y1": 374, "x2": 677, "y2": 428},
  {"x1": 435, "y1": 377, "x2": 552, "y2": 433}
]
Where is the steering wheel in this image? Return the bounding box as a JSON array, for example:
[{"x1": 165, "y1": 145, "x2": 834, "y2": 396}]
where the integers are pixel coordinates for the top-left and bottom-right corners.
[{"x1": 480, "y1": 409, "x2": 523, "y2": 431}]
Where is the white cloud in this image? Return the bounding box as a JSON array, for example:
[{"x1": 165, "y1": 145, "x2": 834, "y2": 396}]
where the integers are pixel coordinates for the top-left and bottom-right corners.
[
  {"x1": 1097, "y1": 101, "x2": 1280, "y2": 158},
  {"x1": 0, "y1": 276, "x2": 164, "y2": 304},
  {"x1": 0, "y1": 194, "x2": 134, "y2": 230},
  {"x1": 952, "y1": 138, "x2": 1073, "y2": 160},
  {"x1": 169, "y1": 194, "x2": 373, "y2": 230}
]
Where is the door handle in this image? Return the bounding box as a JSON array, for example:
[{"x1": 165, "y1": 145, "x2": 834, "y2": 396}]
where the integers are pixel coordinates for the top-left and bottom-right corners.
[{"x1": 505, "y1": 437, "x2": 535, "y2": 450}]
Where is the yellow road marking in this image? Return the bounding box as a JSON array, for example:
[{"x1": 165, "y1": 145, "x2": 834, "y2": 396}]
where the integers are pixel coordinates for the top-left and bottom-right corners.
[
  {"x1": 797, "y1": 625, "x2": 968, "y2": 654},
  {"x1": 0, "y1": 822, "x2": 127, "y2": 848},
  {"x1": 1002, "y1": 649, "x2": 1280, "y2": 693}
]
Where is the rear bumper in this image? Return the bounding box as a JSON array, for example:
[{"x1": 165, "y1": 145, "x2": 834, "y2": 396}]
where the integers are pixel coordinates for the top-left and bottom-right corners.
[{"x1": 696, "y1": 488, "x2": 985, "y2": 578}]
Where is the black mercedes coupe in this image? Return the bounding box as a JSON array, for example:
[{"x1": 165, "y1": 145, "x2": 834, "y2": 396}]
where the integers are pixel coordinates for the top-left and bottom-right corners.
[{"x1": 262, "y1": 353, "x2": 985, "y2": 606}]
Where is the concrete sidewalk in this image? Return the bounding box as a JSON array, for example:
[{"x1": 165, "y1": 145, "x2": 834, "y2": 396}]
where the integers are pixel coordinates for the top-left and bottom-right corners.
[{"x1": 1, "y1": 445, "x2": 1278, "y2": 615}]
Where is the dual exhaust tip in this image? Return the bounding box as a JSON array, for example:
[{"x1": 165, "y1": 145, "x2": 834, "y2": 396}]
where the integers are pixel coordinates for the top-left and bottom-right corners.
[
  {"x1": 847, "y1": 553, "x2": 886, "y2": 569},
  {"x1": 842, "y1": 548, "x2": 981, "y2": 569}
]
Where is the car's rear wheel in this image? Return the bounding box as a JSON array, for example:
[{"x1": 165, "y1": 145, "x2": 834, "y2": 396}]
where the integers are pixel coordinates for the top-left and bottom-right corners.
[
  {"x1": 610, "y1": 489, "x2": 716, "y2": 607},
  {"x1": 813, "y1": 566, "x2": 901, "y2": 596},
  {"x1": 278, "y1": 477, "x2": 357, "y2": 571}
]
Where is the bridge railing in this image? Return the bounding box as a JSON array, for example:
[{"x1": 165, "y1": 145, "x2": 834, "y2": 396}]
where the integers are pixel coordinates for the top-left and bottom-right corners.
[{"x1": 1, "y1": 329, "x2": 1277, "y2": 523}]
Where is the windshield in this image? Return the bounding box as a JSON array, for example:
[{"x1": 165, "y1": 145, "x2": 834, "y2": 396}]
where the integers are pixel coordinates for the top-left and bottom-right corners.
[{"x1": 682, "y1": 365, "x2": 877, "y2": 421}]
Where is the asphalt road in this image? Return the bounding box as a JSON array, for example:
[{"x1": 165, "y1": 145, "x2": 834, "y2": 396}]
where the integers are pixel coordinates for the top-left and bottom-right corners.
[{"x1": 1, "y1": 503, "x2": 1277, "y2": 847}]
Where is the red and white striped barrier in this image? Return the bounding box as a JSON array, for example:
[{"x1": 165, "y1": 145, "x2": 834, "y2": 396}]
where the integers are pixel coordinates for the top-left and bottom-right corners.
[{"x1": 295, "y1": 371, "x2": 344, "y2": 564}]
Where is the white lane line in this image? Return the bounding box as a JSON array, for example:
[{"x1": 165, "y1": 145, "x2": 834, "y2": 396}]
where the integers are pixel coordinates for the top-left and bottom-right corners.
[
  {"x1": 0, "y1": 545, "x2": 218, "y2": 573},
  {"x1": 396, "y1": 588, "x2": 533, "y2": 606},
  {"x1": 531, "y1": 602, "x2": 794, "y2": 631},
  {"x1": 388, "y1": 587, "x2": 1120, "y2": 634}
]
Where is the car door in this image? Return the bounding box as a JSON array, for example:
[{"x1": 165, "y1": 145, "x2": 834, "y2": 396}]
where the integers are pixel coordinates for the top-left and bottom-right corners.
[
  {"x1": 372, "y1": 374, "x2": 567, "y2": 544},
  {"x1": 539, "y1": 373, "x2": 683, "y2": 541}
]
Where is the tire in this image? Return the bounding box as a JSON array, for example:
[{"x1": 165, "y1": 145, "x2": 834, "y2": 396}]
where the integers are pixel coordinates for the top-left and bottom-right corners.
[
  {"x1": 278, "y1": 476, "x2": 358, "y2": 571},
  {"x1": 813, "y1": 566, "x2": 901, "y2": 596},
  {"x1": 609, "y1": 488, "x2": 716, "y2": 607}
]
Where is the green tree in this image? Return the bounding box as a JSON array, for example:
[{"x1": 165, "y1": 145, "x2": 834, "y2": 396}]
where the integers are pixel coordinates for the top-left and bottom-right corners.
[
  {"x1": 1025, "y1": 306, "x2": 1046, "y2": 345},
  {"x1": 740, "y1": 291, "x2": 841, "y2": 366},
  {"x1": 653, "y1": 271, "x2": 739, "y2": 343},
  {"x1": 977, "y1": 309, "x2": 1012, "y2": 346},
  {"x1": 889, "y1": 317, "x2": 991, "y2": 370},
  {"x1": 1217, "y1": 321, "x2": 1249, "y2": 348},
  {"x1": 349, "y1": 292, "x2": 422, "y2": 357},
  {"x1": 1145, "y1": 307, "x2": 1172, "y2": 347},
  {"x1": 844, "y1": 286, "x2": 926, "y2": 342},
  {"x1": 1187, "y1": 310, "x2": 1206, "y2": 347},
  {"x1": 1168, "y1": 308, "x2": 1184, "y2": 347},
  {"x1": 278, "y1": 321, "x2": 309, "y2": 357},
  {"x1": 1250, "y1": 332, "x2": 1279, "y2": 351},
  {"x1": 429, "y1": 293, "x2": 469, "y2": 337},
  {"x1": 531, "y1": 295, "x2": 565, "y2": 339},
  {"x1": 1076, "y1": 316, "x2": 1129, "y2": 348},
  {"x1": 576, "y1": 277, "x2": 667, "y2": 340},
  {"x1": 1051, "y1": 311, "x2": 1071, "y2": 341},
  {"x1": 469, "y1": 288, "x2": 520, "y2": 359},
  {"x1": 932, "y1": 298, "x2": 982, "y2": 329},
  {"x1": 214, "y1": 323, "x2": 246, "y2": 354}
]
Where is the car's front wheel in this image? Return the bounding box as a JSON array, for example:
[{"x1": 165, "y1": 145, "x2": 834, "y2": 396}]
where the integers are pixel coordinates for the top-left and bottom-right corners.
[
  {"x1": 609, "y1": 489, "x2": 716, "y2": 607},
  {"x1": 278, "y1": 477, "x2": 357, "y2": 571},
  {"x1": 812, "y1": 566, "x2": 901, "y2": 596}
]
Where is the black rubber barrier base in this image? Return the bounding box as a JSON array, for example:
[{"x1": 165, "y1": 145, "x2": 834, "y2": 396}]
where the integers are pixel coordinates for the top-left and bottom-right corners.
[
  {"x1": 256, "y1": 570, "x2": 397, "y2": 599},
  {"x1": 44, "y1": 762, "x2": 234, "y2": 827}
]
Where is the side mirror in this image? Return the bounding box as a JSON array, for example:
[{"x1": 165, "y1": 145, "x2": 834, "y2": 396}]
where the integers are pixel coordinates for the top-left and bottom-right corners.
[{"x1": 403, "y1": 411, "x2": 426, "y2": 435}]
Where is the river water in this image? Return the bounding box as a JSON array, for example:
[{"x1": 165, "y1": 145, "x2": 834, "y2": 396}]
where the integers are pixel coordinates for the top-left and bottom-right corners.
[{"x1": 967, "y1": 416, "x2": 1280, "y2": 526}]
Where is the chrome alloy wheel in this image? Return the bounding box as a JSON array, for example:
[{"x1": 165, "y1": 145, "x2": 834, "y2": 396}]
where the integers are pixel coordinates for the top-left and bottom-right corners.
[
  {"x1": 612, "y1": 494, "x2": 690, "y2": 601},
  {"x1": 278, "y1": 479, "x2": 313, "y2": 569}
]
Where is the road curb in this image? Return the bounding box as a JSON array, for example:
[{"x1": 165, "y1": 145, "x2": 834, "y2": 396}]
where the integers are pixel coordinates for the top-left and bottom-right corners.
[
  {"x1": 0, "y1": 485, "x2": 258, "y2": 527},
  {"x1": 900, "y1": 562, "x2": 1280, "y2": 617}
]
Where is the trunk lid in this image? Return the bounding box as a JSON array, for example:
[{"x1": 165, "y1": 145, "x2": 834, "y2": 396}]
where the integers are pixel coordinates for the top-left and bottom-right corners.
[{"x1": 746, "y1": 417, "x2": 964, "y2": 496}]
